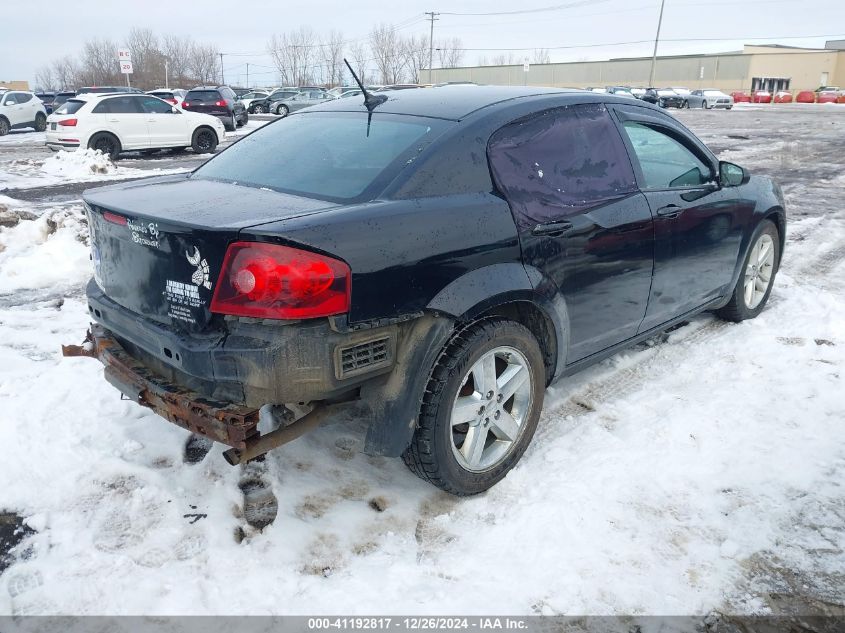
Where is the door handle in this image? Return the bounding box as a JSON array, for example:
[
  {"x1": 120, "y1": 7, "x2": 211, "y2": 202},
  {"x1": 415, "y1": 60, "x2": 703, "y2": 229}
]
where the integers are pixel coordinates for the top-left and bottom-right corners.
[
  {"x1": 656, "y1": 204, "x2": 682, "y2": 218},
  {"x1": 532, "y1": 221, "x2": 574, "y2": 237}
]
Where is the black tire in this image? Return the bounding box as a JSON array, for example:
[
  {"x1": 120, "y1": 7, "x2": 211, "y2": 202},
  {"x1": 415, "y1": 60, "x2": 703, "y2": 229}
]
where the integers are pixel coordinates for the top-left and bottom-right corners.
[
  {"x1": 88, "y1": 132, "x2": 121, "y2": 160},
  {"x1": 715, "y1": 219, "x2": 780, "y2": 322},
  {"x1": 683, "y1": 100, "x2": 690, "y2": 109},
  {"x1": 237, "y1": 112, "x2": 248, "y2": 127},
  {"x1": 0, "y1": 117, "x2": 9, "y2": 136},
  {"x1": 253, "y1": 103, "x2": 266, "y2": 114},
  {"x1": 276, "y1": 104, "x2": 289, "y2": 117},
  {"x1": 402, "y1": 319, "x2": 545, "y2": 496},
  {"x1": 34, "y1": 112, "x2": 47, "y2": 132},
  {"x1": 191, "y1": 127, "x2": 218, "y2": 154}
]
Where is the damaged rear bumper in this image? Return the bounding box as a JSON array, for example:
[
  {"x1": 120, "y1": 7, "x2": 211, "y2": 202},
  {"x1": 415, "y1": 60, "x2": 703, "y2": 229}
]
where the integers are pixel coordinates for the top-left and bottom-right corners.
[{"x1": 62, "y1": 325, "x2": 261, "y2": 450}]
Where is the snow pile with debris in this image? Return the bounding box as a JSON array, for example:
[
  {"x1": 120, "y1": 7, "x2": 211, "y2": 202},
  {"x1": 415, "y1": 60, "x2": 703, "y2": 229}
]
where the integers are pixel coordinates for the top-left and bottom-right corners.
[
  {"x1": 0, "y1": 109, "x2": 843, "y2": 618},
  {"x1": 0, "y1": 198, "x2": 90, "y2": 295},
  {"x1": 40, "y1": 148, "x2": 116, "y2": 179}
]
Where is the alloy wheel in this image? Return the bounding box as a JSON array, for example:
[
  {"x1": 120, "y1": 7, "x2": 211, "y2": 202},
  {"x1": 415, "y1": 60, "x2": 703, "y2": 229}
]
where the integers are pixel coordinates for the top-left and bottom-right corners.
[
  {"x1": 196, "y1": 131, "x2": 213, "y2": 151},
  {"x1": 449, "y1": 346, "x2": 533, "y2": 473},
  {"x1": 744, "y1": 233, "x2": 775, "y2": 309}
]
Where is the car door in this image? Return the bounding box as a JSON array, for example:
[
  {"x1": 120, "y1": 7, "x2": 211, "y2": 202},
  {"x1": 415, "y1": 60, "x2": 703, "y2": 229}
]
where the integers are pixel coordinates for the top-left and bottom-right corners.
[
  {"x1": 16, "y1": 93, "x2": 40, "y2": 124},
  {"x1": 1, "y1": 92, "x2": 27, "y2": 126},
  {"x1": 92, "y1": 95, "x2": 150, "y2": 149},
  {"x1": 488, "y1": 102, "x2": 655, "y2": 362},
  {"x1": 140, "y1": 95, "x2": 186, "y2": 147},
  {"x1": 611, "y1": 104, "x2": 754, "y2": 330}
]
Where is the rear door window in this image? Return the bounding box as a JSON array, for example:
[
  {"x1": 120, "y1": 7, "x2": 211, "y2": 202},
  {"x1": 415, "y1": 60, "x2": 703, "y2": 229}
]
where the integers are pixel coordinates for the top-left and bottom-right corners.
[
  {"x1": 141, "y1": 96, "x2": 173, "y2": 113},
  {"x1": 92, "y1": 96, "x2": 145, "y2": 114},
  {"x1": 488, "y1": 103, "x2": 638, "y2": 229}
]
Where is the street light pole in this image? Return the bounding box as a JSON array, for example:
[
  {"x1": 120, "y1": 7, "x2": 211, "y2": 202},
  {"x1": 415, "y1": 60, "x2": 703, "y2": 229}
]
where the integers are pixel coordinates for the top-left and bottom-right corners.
[
  {"x1": 220, "y1": 52, "x2": 225, "y2": 85},
  {"x1": 648, "y1": 0, "x2": 666, "y2": 87}
]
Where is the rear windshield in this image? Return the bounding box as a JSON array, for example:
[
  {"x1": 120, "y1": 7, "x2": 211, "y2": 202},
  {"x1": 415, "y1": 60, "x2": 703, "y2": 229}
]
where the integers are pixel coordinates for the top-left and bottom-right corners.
[
  {"x1": 185, "y1": 90, "x2": 221, "y2": 101},
  {"x1": 193, "y1": 112, "x2": 443, "y2": 202},
  {"x1": 54, "y1": 99, "x2": 86, "y2": 115},
  {"x1": 149, "y1": 91, "x2": 173, "y2": 98}
]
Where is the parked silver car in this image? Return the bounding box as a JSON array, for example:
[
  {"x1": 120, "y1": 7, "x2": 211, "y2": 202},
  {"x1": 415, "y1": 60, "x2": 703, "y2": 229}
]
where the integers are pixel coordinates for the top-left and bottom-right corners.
[
  {"x1": 272, "y1": 90, "x2": 333, "y2": 117},
  {"x1": 687, "y1": 89, "x2": 734, "y2": 110}
]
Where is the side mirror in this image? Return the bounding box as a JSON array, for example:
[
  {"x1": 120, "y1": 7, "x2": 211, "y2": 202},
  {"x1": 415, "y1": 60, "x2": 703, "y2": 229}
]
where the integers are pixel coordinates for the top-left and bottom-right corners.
[{"x1": 719, "y1": 161, "x2": 749, "y2": 187}]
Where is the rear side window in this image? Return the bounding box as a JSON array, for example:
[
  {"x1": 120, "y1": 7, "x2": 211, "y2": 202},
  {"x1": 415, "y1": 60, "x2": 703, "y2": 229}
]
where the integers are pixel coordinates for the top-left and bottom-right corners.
[
  {"x1": 92, "y1": 96, "x2": 144, "y2": 114},
  {"x1": 17, "y1": 93, "x2": 33, "y2": 103},
  {"x1": 185, "y1": 90, "x2": 221, "y2": 102},
  {"x1": 488, "y1": 103, "x2": 638, "y2": 230},
  {"x1": 54, "y1": 99, "x2": 86, "y2": 115},
  {"x1": 141, "y1": 96, "x2": 173, "y2": 114},
  {"x1": 621, "y1": 122, "x2": 712, "y2": 189}
]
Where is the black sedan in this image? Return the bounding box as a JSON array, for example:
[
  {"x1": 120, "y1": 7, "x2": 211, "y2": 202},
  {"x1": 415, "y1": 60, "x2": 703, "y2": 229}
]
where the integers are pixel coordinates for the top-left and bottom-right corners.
[
  {"x1": 643, "y1": 88, "x2": 687, "y2": 108},
  {"x1": 68, "y1": 86, "x2": 785, "y2": 495}
]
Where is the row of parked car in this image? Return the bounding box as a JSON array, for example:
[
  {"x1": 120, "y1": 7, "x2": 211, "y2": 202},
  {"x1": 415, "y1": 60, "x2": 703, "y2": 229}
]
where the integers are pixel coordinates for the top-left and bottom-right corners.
[
  {"x1": 586, "y1": 86, "x2": 735, "y2": 109},
  {"x1": 732, "y1": 86, "x2": 845, "y2": 104}
]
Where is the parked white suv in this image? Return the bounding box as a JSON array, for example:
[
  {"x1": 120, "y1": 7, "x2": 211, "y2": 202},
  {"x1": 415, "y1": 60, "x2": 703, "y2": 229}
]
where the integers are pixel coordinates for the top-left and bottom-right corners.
[
  {"x1": 0, "y1": 91, "x2": 48, "y2": 135},
  {"x1": 45, "y1": 93, "x2": 226, "y2": 158}
]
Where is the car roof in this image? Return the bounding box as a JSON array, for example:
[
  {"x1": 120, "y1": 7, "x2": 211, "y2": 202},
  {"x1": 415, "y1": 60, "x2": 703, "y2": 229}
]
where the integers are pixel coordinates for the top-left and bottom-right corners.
[{"x1": 309, "y1": 85, "x2": 584, "y2": 120}]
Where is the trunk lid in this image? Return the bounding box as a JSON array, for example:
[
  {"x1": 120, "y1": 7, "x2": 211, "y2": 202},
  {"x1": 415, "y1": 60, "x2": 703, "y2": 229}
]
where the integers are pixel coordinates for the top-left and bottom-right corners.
[{"x1": 83, "y1": 174, "x2": 340, "y2": 332}]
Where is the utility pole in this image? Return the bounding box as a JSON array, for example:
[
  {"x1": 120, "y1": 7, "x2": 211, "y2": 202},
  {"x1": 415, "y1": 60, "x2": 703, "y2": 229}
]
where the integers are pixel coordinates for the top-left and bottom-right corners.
[
  {"x1": 246, "y1": 63, "x2": 249, "y2": 89},
  {"x1": 220, "y1": 52, "x2": 225, "y2": 85},
  {"x1": 648, "y1": 0, "x2": 666, "y2": 88},
  {"x1": 165, "y1": 59, "x2": 169, "y2": 89},
  {"x1": 425, "y1": 11, "x2": 439, "y2": 84}
]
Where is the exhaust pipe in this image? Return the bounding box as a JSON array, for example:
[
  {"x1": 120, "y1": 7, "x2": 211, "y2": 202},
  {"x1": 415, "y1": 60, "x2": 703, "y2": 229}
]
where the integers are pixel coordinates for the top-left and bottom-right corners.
[{"x1": 222, "y1": 403, "x2": 344, "y2": 466}]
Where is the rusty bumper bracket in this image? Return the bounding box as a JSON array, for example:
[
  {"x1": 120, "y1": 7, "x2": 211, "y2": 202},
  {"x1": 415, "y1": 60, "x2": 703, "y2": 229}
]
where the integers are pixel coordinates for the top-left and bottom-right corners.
[{"x1": 62, "y1": 325, "x2": 260, "y2": 450}]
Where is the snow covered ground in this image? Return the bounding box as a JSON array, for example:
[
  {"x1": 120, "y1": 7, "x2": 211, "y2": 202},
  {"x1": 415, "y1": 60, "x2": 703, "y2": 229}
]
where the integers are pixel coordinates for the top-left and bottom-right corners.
[{"x1": 0, "y1": 107, "x2": 843, "y2": 618}]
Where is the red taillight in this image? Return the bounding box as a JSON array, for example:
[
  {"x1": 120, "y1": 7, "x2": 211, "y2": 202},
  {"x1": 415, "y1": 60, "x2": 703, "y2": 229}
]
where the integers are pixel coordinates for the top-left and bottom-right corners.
[
  {"x1": 166, "y1": 98, "x2": 177, "y2": 105},
  {"x1": 182, "y1": 102, "x2": 190, "y2": 107},
  {"x1": 58, "y1": 118, "x2": 77, "y2": 127},
  {"x1": 215, "y1": 100, "x2": 226, "y2": 107},
  {"x1": 211, "y1": 242, "x2": 350, "y2": 320},
  {"x1": 102, "y1": 211, "x2": 127, "y2": 226}
]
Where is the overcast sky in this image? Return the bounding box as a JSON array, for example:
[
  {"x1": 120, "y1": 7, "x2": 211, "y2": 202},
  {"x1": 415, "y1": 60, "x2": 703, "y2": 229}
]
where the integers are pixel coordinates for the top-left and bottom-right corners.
[{"x1": 4, "y1": 0, "x2": 845, "y2": 86}]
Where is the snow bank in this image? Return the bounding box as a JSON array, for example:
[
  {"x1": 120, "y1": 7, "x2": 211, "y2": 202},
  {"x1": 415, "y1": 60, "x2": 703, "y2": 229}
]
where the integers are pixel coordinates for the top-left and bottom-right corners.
[
  {"x1": 0, "y1": 199, "x2": 90, "y2": 295},
  {"x1": 40, "y1": 148, "x2": 116, "y2": 179}
]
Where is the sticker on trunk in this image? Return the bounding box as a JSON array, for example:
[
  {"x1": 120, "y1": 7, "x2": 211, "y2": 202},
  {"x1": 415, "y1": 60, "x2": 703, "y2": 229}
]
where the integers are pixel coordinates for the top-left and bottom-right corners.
[
  {"x1": 165, "y1": 247, "x2": 212, "y2": 324},
  {"x1": 127, "y1": 219, "x2": 160, "y2": 247}
]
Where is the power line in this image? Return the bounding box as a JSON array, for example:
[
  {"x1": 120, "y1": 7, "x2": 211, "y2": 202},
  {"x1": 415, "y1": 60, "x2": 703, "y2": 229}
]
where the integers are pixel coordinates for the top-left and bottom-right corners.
[
  {"x1": 439, "y1": 0, "x2": 610, "y2": 17},
  {"x1": 448, "y1": 33, "x2": 845, "y2": 52}
]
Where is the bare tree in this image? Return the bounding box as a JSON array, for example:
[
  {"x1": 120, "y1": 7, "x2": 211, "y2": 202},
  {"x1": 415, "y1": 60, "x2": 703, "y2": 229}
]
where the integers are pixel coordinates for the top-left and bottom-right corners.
[
  {"x1": 370, "y1": 23, "x2": 406, "y2": 85},
  {"x1": 402, "y1": 34, "x2": 429, "y2": 83},
  {"x1": 162, "y1": 34, "x2": 193, "y2": 88},
  {"x1": 78, "y1": 38, "x2": 120, "y2": 86},
  {"x1": 53, "y1": 58, "x2": 79, "y2": 90},
  {"x1": 348, "y1": 40, "x2": 369, "y2": 85},
  {"x1": 491, "y1": 53, "x2": 519, "y2": 66},
  {"x1": 188, "y1": 42, "x2": 220, "y2": 86},
  {"x1": 532, "y1": 48, "x2": 551, "y2": 64},
  {"x1": 35, "y1": 66, "x2": 57, "y2": 91},
  {"x1": 268, "y1": 26, "x2": 318, "y2": 87},
  {"x1": 436, "y1": 37, "x2": 464, "y2": 69},
  {"x1": 323, "y1": 30, "x2": 345, "y2": 87}
]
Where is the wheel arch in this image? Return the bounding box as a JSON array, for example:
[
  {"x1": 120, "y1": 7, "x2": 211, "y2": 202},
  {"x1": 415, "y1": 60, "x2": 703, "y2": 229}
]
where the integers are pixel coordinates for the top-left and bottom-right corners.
[
  {"x1": 426, "y1": 262, "x2": 567, "y2": 386},
  {"x1": 762, "y1": 206, "x2": 786, "y2": 263}
]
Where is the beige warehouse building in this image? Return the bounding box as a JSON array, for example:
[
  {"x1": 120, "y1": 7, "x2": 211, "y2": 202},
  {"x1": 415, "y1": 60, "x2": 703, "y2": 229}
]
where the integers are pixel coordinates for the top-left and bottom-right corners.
[{"x1": 427, "y1": 42, "x2": 845, "y2": 93}]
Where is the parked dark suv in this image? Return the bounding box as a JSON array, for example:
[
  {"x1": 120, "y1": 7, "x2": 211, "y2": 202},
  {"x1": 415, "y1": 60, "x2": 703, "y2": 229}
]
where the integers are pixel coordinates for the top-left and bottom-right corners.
[
  {"x1": 67, "y1": 87, "x2": 785, "y2": 495},
  {"x1": 182, "y1": 86, "x2": 247, "y2": 130}
]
